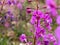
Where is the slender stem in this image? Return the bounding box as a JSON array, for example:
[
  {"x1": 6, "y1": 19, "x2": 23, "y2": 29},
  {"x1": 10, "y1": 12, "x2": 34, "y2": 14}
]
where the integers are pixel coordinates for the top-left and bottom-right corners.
[
  {"x1": 36, "y1": 0, "x2": 39, "y2": 27},
  {"x1": 36, "y1": 0, "x2": 38, "y2": 10},
  {"x1": 33, "y1": 34, "x2": 36, "y2": 45},
  {"x1": 33, "y1": 0, "x2": 39, "y2": 45},
  {"x1": 34, "y1": 36, "x2": 36, "y2": 45}
]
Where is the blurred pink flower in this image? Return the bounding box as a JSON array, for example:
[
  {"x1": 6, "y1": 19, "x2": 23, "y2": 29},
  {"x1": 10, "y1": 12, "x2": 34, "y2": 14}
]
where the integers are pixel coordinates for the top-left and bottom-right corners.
[
  {"x1": 55, "y1": 26, "x2": 60, "y2": 45},
  {"x1": 45, "y1": 0, "x2": 58, "y2": 16},
  {"x1": 50, "y1": 8, "x2": 58, "y2": 16},
  {"x1": 4, "y1": 22, "x2": 9, "y2": 28},
  {"x1": 56, "y1": 16, "x2": 60, "y2": 25},
  {"x1": 17, "y1": 3, "x2": 22, "y2": 10},
  {"x1": 58, "y1": 41, "x2": 60, "y2": 45},
  {"x1": 45, "y1": 0, "x2": 56, "y2": 8}
]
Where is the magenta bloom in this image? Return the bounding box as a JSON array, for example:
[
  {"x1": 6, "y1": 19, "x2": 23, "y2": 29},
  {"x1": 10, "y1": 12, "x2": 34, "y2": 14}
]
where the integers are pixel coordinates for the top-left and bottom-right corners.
[
  {"x1": 44, "y1": 41, "x2": 49, "y2": 45},
  {"x1": 44, "y1": 13, "x2": 52, "y2": 24},
  {"x1": 36, "y1": 40, "x2": 41, "y2": 45},
  {"x1": 30, "y1": 10, "x2": 44, "y2": 25},
  {"x1": 55, "y1": 26, "x2": 60, "y2": 45},
  {"x1": 19, "y1": 34, "x2": 27, "y2": 42},
  {"x1": 56, "y1": 16, "x2": 60, "y2": 25},
  {"x1": 45, "y1": 0, "x2": 56, "y2": 8},
  {"x1": 55, "y1": 26, "x2": 60, "y2": 40},
  {"x1": 30, "y1": 10, "x2": 52, "y2": 30},
  {"x1": 50, "y1": 8, "x2": 58, "y2": 16},
  {"x1": 35, "y1": 27, "x2": 41, "y2": 38},
  {"x1": 58, "y1": 41, "x2": 60, "y2": 45},
  {"x1": 45, "y1": 0, "x2": 58, "y2": 16},
  {"x1": 26, "y1": 7, "x2": 32, "y2": 13},
  {"x1": 34, "y1": 26, "x2": 45, "y2": 39},
  {"x1": 43, "y1": 13, "x2": 52, "y2": 30},
  {"x1": 43, "y1": 33, "x2": 57, "y2": 45}
]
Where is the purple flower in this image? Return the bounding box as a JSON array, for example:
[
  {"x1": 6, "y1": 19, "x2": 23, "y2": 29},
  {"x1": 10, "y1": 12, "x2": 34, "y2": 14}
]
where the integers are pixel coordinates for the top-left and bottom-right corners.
[
  {"x1": 7, "y1": 1, "x2": 11, "y2": 5},
  {"x1": 12, "y1": 0, "x2": 17, "y2": 4},
  {"x1": 43, "y1": 13, "x2": 52, "y2": 30},
  {"x1": 35, "y1": 26, "x2": 45, "y2": 39},
  {"x1": 44, "y1": 13, "x2": 52, "y2": 24},
  {"x1": 56, "y1": 16, "x2": 60, "y2": 25},
  {"x1": 7, "y1": 0, "x2": 17, "y2": 5},
  {"x1": 44, "y1": 41, "x2": 49, "y2": 45},
  {"x1": 36, "y1": 40, "x2": 41, "y2": 45},
  {"x1": 48, "y1": 33, "x2": 56, "y2": 42},
  {"x1": 43, "y1": 33, "x2": 57, "y2": 45},
  {"x1": 30, "y1": 10, "x2": 52, "y2": 30},
  {"x1": 19, "y1": 34, "x2": 27, "y2": 42}
]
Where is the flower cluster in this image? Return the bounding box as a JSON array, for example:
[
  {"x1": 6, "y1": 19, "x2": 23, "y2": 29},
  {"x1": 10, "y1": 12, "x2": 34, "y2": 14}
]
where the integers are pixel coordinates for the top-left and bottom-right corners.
[{"x1": 19, "y1": 0, "x2": 60, "y2": 45}]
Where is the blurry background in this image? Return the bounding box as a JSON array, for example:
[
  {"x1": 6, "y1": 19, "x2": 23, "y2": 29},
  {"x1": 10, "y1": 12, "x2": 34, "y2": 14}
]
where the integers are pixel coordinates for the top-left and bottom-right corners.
[{"x1": 0, "y1": 0, "x2": 60, "y2": 45}]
